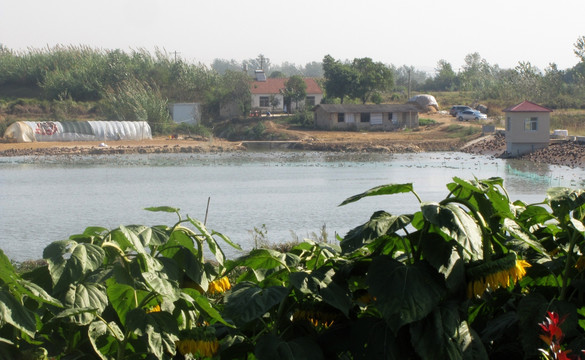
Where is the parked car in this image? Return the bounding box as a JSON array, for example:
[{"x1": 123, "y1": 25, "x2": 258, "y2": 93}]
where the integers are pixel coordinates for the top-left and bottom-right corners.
[
  {"x1": 449, "y1": 105, "x2": 472, "y2": 117},
  {"x1": 457, "y1": 109, "x2": 487, "y2": 121}
]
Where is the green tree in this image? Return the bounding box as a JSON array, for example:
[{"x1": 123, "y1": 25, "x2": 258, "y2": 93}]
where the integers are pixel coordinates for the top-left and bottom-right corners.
[
  {"x1": 351, "y1": 57, "x2": 394, "y2": 104},
  {"x1": 429, "y1": 59, "x2": 458, "y2": 91},
  {"x1": 282, "y1": 75, "x2": 307, "y2": 111},
  {"x1": 204, "y1": 70, "x2": 251, "y2": 119},
  {"x1": 303, "y1": 61, "x2": 324, "y2": 77},
  {"x1": 513, "y1": 61, "x2": 543, "y2": 101},
  {"x1": 211, "y1": 58, "x2": 243, "y2": 75},
  {"x1": 277, "y1": 61, "x2": 303, "y2": 76},
  {"x1": 322, "y1": 55, "x2": 356, "y2": 103},
  {"x1": 269, "y1": 94, "x2": 280, "y2": 110},
  {"x1": 393, "y1": 65, "x2": 428, "y2": 93},
  {"x1": 268, "y1": 70, "x2": 286, "y2": 78},
  {"x1": 573, "y1": 35, "x2": 585, "y2": 63}
]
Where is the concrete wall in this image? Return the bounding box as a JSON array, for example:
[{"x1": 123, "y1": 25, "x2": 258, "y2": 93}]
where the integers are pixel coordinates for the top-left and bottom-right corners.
[
  {"x1": 505, "y1": 111, "x2": 550, "y2": 155},
  {"x1": 170, "y1": 103, "x2": 201, "y2": 125},
  {"x1": 314, "y1": 108, "x2": 418, "y2": 131}
]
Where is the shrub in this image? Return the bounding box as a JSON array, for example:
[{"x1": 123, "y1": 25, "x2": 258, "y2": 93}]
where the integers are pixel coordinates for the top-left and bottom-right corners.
[
  {"x1": 290, "y1": 109, "x2": 314, "y2": 128},
  {"x1": 172, "y1": 123, "x2": 213, "y2": 138},
  {"x1": 418, "y1": 117, "x2": 437, "y2": 126}
]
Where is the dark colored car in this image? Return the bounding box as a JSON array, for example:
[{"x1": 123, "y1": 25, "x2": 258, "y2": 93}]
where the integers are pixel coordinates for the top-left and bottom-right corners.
[{"x1": 449, "y1": 105, "x2": 472, "y2": 117}]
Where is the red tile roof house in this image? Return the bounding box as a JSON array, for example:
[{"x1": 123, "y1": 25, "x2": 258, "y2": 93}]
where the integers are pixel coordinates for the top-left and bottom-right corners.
[
  {"x1": 250, "y1": 72, "x2": 323, "y2": 114},
  {"x1": 503, "y1": 100, "x2": 552, "y2": 156}
]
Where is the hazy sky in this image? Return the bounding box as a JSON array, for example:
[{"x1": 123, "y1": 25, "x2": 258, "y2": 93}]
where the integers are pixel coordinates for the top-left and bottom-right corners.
[{"x1": 1, "y1": 0, "x2": 583, "y2": 73}]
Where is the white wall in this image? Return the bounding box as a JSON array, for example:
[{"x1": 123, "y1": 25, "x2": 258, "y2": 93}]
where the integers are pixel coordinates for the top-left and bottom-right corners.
[{"x1": 170, "y1": 103, "x2": 201, "y2": 124}]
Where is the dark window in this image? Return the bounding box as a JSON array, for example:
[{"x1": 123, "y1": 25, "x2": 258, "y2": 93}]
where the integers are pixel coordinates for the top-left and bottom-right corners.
[
  {"x1": 306, "y1": 96, "x2": 315, "y2": 106},
  {"x1": 259, "y1": 96, "x2": 269, "y2": 107},
  {"x1": 338, "y1": 113, "x2": 345, "y2": 123},
  {"x1": 360, "y1": 113, "x2": 370, "y2": 123}
]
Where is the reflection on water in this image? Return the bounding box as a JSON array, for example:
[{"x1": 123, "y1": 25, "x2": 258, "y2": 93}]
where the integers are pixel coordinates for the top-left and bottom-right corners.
[{"x1": 1, "y1": 151, "x2": 584, "y2": 261}]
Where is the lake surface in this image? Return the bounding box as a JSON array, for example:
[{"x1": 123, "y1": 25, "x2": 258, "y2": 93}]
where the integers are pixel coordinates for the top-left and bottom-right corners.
[{"x1": 1, "y1": 151, "x2": 584, "y2": 262}]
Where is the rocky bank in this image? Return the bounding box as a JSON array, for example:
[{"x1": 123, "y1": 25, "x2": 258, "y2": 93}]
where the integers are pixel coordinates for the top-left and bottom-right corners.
[{"x1": 461, "y1": 133, "x2": 585, "y2": 169}]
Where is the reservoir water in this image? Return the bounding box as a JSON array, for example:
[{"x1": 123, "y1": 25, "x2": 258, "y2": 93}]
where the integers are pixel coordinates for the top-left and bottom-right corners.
[{"x1": 1, "y1": 151, "x2": 584, "y2": 262}]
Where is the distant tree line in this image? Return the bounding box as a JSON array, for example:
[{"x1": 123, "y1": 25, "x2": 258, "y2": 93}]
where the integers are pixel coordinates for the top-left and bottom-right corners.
[
  {"x1": 1, "y1": 37, "x2": 584, "y2": 127},
  {"x1": 421, "y1": 49, "x2": 585, "y2": 109}
]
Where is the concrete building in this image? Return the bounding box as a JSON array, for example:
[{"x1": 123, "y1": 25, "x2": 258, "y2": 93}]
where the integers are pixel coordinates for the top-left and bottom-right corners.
[
  {"x1": 313, "y1": 104, "x2": 419, "y2": 131},
  {"x1": 503, "y1": 100, "x2": 552, "y2": 156}
]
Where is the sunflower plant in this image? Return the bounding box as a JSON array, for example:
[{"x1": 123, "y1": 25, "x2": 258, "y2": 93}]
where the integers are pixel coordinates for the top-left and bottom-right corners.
[
  {"x1": 0, "y1": 206, "x2": 240, "y2": 359},
  {"x1": 2, "y1": 178, "x2": 585, "y2": 359}
]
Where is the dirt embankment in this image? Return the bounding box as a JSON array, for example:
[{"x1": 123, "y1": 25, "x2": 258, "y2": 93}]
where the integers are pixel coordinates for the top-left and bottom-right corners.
[
  {"x1": 0, "y1": 137, "x2": 246, "y2": 157},
  {"x1": 0, "y1": 112, "x2": 467, "y2": 156},
  {"x1": 2, "y1": 112, "x2": 585, "y2": 169}
]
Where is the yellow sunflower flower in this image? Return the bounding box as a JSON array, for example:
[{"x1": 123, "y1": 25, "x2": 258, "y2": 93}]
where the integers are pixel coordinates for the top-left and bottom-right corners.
[
  {"x1": 292, "y1": 308, "x2": 337, "y2": 329},
  {"x1": 146, "y1": 304, "x2": 161, "y2": 314},
  {"x1": 207, "y1": 276, "x2": 231, "y2": 295},
  {"x1": 175, "y1": 338, "x2": 219, "y2": 358},
  {"x1": 466, "y1": 253, "x2": 531, "y2": 298}
]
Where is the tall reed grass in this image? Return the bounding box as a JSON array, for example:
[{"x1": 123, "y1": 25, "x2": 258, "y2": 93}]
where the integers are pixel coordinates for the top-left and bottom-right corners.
[{"x1": 100, "y1": 79, "x2": 172, "y2": 133}]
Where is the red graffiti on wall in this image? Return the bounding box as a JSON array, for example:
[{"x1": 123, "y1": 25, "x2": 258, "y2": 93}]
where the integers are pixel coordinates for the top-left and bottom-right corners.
[{"x1": 35, "y1": 122, "x2": 58, "y2": 136}]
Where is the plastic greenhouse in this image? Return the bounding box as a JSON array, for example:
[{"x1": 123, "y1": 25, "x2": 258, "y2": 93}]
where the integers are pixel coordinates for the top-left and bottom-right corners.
[{"x1": 3, "y1": 121, "x2": 152, "y2": 143}]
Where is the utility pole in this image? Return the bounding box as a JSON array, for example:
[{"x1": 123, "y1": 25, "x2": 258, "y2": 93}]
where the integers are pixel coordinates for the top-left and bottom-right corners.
[
  {"x1": 173, "y1": 51, "x2": 181, "y2": 62},
  {"x1": 408, "y1": 68, "x2": 411, "y2": 99}
]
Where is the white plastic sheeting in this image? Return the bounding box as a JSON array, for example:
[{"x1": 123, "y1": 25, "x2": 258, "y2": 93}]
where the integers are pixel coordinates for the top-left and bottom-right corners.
[
  {"x1": 408, "y1": 94, "x2": 439, "y2": 111},
  {"x1": 3, "y1": 121, "x2": 152, "y2": 143}
]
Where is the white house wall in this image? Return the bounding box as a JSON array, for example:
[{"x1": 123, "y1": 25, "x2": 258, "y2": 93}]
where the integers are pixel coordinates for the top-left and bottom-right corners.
[{"x1": 252, "y1": 93, "x2": 323, "y2": 112}]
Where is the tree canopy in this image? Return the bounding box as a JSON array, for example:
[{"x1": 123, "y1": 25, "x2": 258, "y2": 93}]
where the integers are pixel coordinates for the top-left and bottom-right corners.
[
  {"x1": 351, "y1": 57, "x2": 394, "y2": 104},
  {"x1": 282, "y1": 75, "x2": 307, "y2": 109},
  {"x1": 323, "y1": 55, "x2": 393, "y2": 104}
]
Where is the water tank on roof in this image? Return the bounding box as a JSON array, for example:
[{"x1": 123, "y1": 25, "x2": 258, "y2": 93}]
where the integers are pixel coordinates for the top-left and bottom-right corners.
[{"x1": 255, "y1": 70, "x2": 266, "y2": 82}]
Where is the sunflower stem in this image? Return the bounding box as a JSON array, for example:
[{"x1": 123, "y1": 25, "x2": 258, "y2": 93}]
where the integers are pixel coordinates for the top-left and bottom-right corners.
[{"x1": 560, "y1": 230, "x2": 579, "y2": 301}]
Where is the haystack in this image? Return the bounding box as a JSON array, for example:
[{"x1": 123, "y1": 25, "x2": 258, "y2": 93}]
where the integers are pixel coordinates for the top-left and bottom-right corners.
[{"x1": 408, "y1": 94, "x2": 439, "y2": 113}]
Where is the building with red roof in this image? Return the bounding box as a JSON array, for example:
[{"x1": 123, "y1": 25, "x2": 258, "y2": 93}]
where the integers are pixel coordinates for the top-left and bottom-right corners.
[
  {"x1": 219, "y1": 70, "x2": 323, "y2": 118},
  {"x1": 503, "y1": 100, "x2": 552, "y2": 156},
  {"x1": 250, "y1": 71, "x2": 323, "y2": 113}
]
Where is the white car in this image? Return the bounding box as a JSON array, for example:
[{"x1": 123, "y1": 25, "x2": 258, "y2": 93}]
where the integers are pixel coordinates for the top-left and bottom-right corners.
[{"x1": 457, "y1": 109, "x2": 487, "y2": 121}]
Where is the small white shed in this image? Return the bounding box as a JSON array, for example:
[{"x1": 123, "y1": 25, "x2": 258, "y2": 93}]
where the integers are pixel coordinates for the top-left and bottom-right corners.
[{"x1": 169, "y1": 103, "x2": 201, "y2": 125}]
